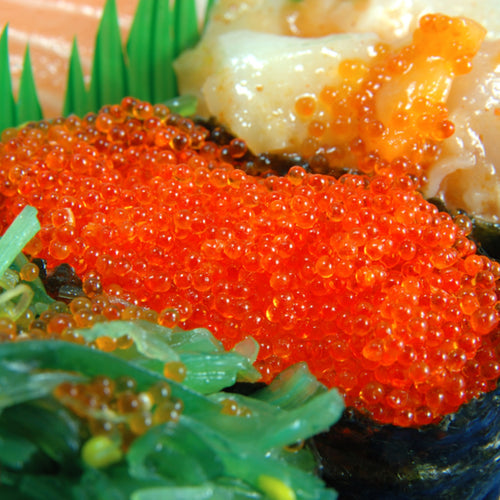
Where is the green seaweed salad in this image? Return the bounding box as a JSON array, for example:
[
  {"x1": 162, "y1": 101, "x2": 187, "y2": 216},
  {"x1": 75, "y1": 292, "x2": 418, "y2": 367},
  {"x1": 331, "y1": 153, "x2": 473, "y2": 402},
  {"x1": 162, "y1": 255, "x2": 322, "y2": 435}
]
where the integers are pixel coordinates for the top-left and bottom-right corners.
[{"x1": 0, "y1": 207, "x2": 344, "y2": 499}]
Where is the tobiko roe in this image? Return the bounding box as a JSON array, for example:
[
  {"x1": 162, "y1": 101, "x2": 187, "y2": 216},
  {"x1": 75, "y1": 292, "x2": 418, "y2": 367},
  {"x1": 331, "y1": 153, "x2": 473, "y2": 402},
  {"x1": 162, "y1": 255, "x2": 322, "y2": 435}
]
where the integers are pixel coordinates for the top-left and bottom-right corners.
[{"x1": 0, "y1": 95, "x2": 499, "y2": 428}]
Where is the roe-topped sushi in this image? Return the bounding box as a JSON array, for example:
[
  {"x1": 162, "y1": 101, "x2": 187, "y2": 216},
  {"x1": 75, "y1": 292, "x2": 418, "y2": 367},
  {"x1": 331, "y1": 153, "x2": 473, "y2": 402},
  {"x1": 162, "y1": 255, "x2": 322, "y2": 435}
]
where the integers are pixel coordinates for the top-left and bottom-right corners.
[{"x1": 1, "y1": 96, "x2": 499, "y2": 428}]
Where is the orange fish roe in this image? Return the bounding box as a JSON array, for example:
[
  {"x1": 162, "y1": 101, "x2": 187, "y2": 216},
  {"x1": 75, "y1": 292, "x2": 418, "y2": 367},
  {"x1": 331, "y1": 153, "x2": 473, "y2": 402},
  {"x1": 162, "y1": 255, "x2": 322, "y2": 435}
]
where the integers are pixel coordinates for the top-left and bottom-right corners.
[
  {"x1": 54, "y1": 376, "x2": 183, "y2": 449},
  {"x1": 297, "y1": 14, "x2": 486, "y2": 180},
  {"x1": 7, "y1": 293, "x2": 157, "y2": 346},
  {"x1": 1, "y1": 98, "x2": 500, "y2": 427}
]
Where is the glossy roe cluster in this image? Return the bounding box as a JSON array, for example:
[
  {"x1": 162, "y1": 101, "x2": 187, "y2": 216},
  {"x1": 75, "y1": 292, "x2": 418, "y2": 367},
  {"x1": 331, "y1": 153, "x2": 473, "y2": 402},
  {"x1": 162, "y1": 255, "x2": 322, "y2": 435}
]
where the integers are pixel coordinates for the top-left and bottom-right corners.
[
  {"x1": 0, "y1": 98, "x2": 499, "y2": 427},
  {"x1": 54, "y1": 376, "x2": 183, "y2": 450},
  {"x1": 295, "y1": 14, "x2": 486, "y2": 180}
]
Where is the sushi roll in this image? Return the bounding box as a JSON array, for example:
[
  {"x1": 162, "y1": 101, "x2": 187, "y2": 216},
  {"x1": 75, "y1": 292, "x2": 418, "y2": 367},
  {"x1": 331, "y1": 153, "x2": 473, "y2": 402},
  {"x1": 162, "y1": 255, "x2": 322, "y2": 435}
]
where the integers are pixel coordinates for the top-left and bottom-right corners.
[
  {"x1": 172, "y1": 2, "x2": 500, "y2": 497},
  {"x1": 2, "y1": 0, "x2": 500, "y2": 498}
]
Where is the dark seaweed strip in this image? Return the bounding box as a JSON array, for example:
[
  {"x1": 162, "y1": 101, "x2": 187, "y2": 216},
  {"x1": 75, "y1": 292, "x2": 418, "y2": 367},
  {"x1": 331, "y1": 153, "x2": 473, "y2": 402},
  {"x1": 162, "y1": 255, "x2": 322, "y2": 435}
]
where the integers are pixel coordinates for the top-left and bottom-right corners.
[
  {"x1": 428, "y1": 197, "x2": 500, "y2": 261},
  {"x1": 471, "y1": 218, "x2": 500, "y2": 261}
]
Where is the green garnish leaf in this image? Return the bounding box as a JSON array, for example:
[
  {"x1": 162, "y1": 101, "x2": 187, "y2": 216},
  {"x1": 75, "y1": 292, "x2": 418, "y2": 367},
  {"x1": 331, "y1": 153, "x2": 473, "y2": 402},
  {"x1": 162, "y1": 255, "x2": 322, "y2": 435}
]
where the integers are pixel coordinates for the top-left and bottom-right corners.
[
  {"x1": 78, "y1": 465, "x2": 170, "y2": 500},
  {"x1": 151, "y1": 0, "x2": 177, "y2": 102},
  {"x1": 127, "y1": 420, "x2": 225, "y2": 484},
  {"x1": 0, "y1": 206, "x2": 52, "y2": 319},
  {"x1": 147, "y1": 415, "x2": 338, "y2": 500},
  {"x1": 0, "y1": 338, "x2": 341, "y2": 498},
  {"x1": 206, "y1": 383, "x2": 344, "y2": 452},
  {"x1": 131, "y1": 484, "x2": 256, "y2": 500},
  {"x1": 11, "y1": 252, "x2": 54, "y2": 311},
  {"x1": 15, "y1": 475, "x2": 77, "y2": 500},
  {"x1": 63, "y1": 38, "x2": 88, "y2": 117},
  {"x1": 163, "y1": 95, "x2": 198, "y2": 116},
  {"x1": 16, "y1": 45, "x2": 43, "y2": 124},
  {"x1": 0, "y1": 426, "x2": 38, "y2": 470},
  {"x1": 181, "y1": 351, "x2": 261, "y2": 393},
  {"x1": 127, "y1": 0, "x2": 156, "y2": 102},
  {"x1": 0, "y1": 283, "x2": 34, "y2": 321},
  {"x1": 252, "y1": 362, "x2": 326, "y2": 410},
  {"x1": 127, "y1": 0, "x2": 178, "y2": 103},
  {"x1": 0, "y1": 25, "x2": 16, "y2": 132},
  {"x1": 0, "y1": 0, "x2": 206, "y2": 131},
  {"x1": 0, "y1": 399, "x2": 81, "y2": 466},
  {"x1": 0, "y1": 339, "x2": 343, "y2": 448},
  {"x1": 88, "y1": 0, "x2": 128, "y2": 110},
  {"x1": 0, "y1": 340, "x2": 221, "y2": 416},
  {"x1": 173, "y1": 0, "x2": 199, "y2": 57},
  {"x1": 0, "y1": 360, "x2": 81, "y2": 411},
  {"x1": 203, "y1": 0, "x2": 217, "y2": 30},
  {"x1": 75, "y1": 319, "x2": 182, "y2": 363}
]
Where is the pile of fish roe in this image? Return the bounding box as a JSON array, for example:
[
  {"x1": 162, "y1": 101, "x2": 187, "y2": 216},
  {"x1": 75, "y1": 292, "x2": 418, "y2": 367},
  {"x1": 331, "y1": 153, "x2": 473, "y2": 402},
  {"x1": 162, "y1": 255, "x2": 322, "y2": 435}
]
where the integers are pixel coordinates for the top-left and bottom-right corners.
[{"x1": 0, "y1": 96, "x2": 499, "y2": 428}]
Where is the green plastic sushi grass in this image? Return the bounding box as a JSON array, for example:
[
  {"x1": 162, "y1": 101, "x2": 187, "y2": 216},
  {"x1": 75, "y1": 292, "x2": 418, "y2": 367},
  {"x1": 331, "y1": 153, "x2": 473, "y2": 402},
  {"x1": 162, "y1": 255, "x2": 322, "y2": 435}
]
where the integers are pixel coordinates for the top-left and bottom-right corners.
[
  {"x1": 0, "y1": 0, "x2": 217, "y2": 132},
  {"x1": 0, "y1": 1, "x2": 343, "y2": 499}
]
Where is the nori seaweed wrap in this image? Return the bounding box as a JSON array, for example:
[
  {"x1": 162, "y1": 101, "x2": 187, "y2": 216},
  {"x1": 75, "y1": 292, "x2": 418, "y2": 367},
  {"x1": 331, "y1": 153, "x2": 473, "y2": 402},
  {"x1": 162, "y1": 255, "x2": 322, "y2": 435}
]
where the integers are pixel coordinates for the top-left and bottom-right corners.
[{"x1": 314, "y1": 381, "x2": 500, "y2": 499}]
